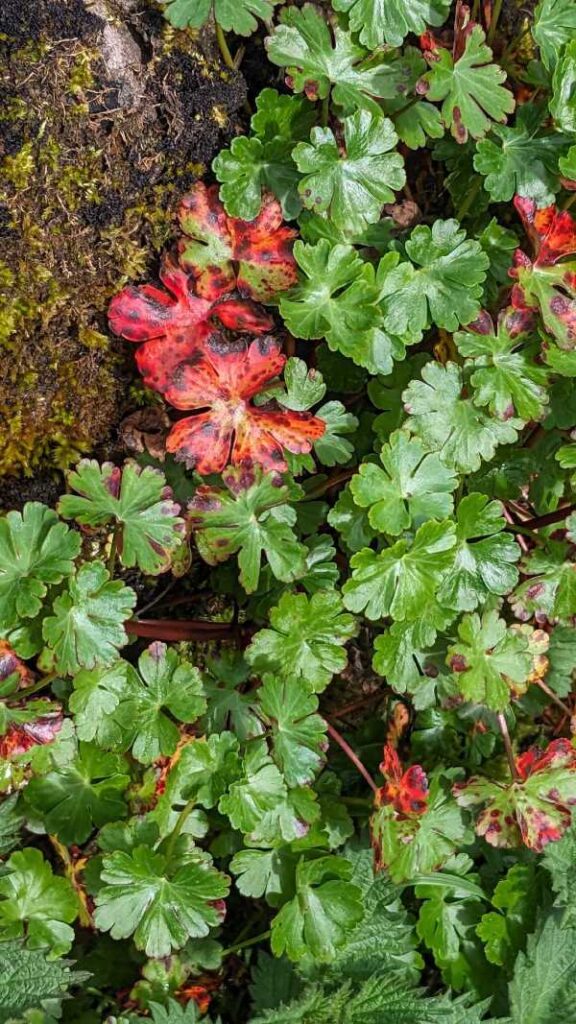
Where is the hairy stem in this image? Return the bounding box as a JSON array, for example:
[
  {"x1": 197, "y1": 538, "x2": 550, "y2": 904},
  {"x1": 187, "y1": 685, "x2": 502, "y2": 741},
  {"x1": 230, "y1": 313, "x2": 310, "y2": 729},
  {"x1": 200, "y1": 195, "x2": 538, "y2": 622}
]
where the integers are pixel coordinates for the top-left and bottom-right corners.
[
  {"x1": 222, "y1": 929, "x2": 272, "y2": 957},
  {"x1": 326, "y1": 721, "x2": 378, "y2": 793}
]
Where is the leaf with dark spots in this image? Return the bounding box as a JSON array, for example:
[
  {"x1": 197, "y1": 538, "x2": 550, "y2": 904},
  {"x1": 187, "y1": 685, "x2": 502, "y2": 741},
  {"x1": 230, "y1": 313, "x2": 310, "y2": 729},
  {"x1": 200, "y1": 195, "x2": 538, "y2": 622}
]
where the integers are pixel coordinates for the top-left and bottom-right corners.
[
  {"x1": 178, "y1": 183, "x2": 298, "y2": 302},
  {"x1": 377, "y1": 744, "x2": 429, "y2": 817},
  {"x1": 0, "y1": 711, "x2": 63, "y2": 761},
  {"x1": 163, "y1": 335, "x2": 325, "y2": 475},
  {"x1": 108, "y1": 253, "x2": 274, "y2": 394},
  {"x1": 0, "y1": 642, "x2": 33, "y2": 690},
  {"x1": 454, "y1": 738, "x2": 576, "y2": 852},
  {"x1": 510, "y1": 197, "x2": 576, "y2": 348}
]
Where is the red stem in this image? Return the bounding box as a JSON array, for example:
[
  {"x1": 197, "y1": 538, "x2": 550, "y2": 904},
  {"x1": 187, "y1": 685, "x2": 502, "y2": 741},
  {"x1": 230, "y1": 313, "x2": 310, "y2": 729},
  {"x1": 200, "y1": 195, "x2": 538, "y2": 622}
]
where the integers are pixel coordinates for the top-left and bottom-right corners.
[
  {"x1": 325, "y1": 721, "x2": 378, "y2": 793},
  {"x1": 518, "y1": 504, "x2": 575, "y2": 531},
  {"x1": 126, "y1": 619, "x2": 254, "y2": 642}
]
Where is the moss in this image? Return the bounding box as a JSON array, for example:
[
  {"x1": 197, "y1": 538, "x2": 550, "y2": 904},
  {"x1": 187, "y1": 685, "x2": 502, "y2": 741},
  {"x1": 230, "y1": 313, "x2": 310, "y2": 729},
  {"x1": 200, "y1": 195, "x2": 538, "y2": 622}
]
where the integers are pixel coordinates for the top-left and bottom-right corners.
[{"x1": 0, "y1": 0, "x2": 246, "y2": 478}]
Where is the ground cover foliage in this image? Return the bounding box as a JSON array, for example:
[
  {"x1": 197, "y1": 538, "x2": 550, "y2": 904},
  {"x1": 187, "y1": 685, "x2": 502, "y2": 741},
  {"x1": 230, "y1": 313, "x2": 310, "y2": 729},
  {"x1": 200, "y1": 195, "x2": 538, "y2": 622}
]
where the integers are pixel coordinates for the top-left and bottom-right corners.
[{"x1": 3, "y1": 0, "x2": 576, "y2": 1020}]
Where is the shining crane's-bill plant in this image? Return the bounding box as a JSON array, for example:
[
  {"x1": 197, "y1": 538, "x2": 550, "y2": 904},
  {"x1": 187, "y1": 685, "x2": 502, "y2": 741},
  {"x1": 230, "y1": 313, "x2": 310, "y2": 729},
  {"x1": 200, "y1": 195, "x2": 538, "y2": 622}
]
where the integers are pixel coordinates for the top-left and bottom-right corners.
[{"x1": 3, "y1": 0, "x2": 576, "y2": 1020}]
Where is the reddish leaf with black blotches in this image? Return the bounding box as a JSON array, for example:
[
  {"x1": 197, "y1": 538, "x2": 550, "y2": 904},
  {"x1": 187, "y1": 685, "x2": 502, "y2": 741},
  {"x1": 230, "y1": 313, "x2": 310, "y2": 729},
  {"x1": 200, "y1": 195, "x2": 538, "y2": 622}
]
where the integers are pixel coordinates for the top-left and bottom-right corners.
[
  {"x1": 0, "y1": 641, "x2": 33, "y2": 689},
  {"x1": 376, "y1": 744, "x2": 429, "y2": 817},
  {"x1": 453, "y1": 738, "x2": 576, "y2": 852},
  {"x1": 108, "y1": 253, "x2": 274, "y2": 393},
  {"x1": 510, "y1": 196, "x2": 576, "y2": 349},
  {"x1": 0, "y1": 710, "x2": 63, "y2": 760},
  {"x1": 178, "y1": 184, "x2": 298, "y2": 303},
  {"x1": 163, "y1": 334, "x2": 325, "y2": 474}
]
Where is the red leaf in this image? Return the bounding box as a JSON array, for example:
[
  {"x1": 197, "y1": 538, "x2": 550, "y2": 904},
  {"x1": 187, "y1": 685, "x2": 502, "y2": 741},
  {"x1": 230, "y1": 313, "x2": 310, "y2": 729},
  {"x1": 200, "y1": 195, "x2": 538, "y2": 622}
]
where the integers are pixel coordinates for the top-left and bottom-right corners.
[
  {"x1": 513, "y1": 196, "x2": 576, "y2": 265},
  {"x1": 0, "y1": 711, "x2": 63, "y2": 760},
  {"x1": 178, "y1": 184, "x2": 298, "y2": 302},
  {"x1": 376, "y1": 743, "x2": 429, "y2": 817},
  {"x1": 108, "y1": 253, "x2": 274, "y2": 393},
  {"x1": 163, "y1": 335, "x2": 325, "y2": 474},
  {"x1": 0, "y1": 641, "x2": 33, "y2": 689}
]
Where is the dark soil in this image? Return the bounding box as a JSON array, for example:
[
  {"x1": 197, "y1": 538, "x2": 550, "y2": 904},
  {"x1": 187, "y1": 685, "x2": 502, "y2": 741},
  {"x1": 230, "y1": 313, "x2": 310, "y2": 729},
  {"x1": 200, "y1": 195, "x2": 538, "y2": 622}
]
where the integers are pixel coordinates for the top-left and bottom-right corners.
[{"x1": 0, "y1": 0, "x2": 247, "y2": 489}]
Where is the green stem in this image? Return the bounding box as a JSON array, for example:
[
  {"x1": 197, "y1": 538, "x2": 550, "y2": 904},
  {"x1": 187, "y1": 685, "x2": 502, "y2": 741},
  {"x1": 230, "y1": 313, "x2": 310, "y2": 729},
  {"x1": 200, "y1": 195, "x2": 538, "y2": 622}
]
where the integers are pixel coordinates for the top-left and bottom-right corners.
[
  {"x1": 505, "y1": 523, "x2": 545, "y2": 546},
  {"x1": 500, "y1": 24, "x2": 531, "y2": 62},
  {"x1": 497, "y1": 713, "x2": 520, "y2": 781},
  {"x1": 21, "y1": 674, "x2": 57, "y2": 698},
  {"x1": 215, "y1": 21, "x2": 235, "y2": 71},
  {"x1": 487, "y1": 0, "x2": 503, "y2": 46},
  {"x1": 222, "y1": 929, "x2": 271, "y2": 958},
  {"x1": 164, "y1": 800, "x2": 196, "y2": 864},
  {"x1": 455, "y1": 176, "x2": 482, "y2": 222}
]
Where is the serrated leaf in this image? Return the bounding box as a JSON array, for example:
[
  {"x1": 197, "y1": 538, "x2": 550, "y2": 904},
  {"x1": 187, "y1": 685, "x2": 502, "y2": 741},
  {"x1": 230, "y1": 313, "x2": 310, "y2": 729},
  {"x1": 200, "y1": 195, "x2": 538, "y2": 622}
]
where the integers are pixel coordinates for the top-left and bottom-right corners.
[
  {"x1": 380, "y1": 220, "x2": 489, "y2": 336},
  {"x1": 265, "y1": 5, "x2": 417, "y2": 113},
  {"x1": 293, "y1": 110, "x2": 405, "y2": 234},
  {"x1": 0, "y1": 942, "x2": 85, "y2": 1024},
  {"x1": 474, "y1": 104, "x2": 568, "y2": 204},
  {"x1": 420, "y1": 23, "x2": 515, "y2": 142},
  {"x1": 534, "y1": 0, "x2": 576, "y2": 70},
  {"x1": 447, "y1": 610, "x2": 534, "y2": 711},
  {"x1": 258, "y1": 676, "x2": 327, "y2": 787},
  {"x1": 58, "y1": 461, "x2": 185, "y2": 576},
  {"x1": 94, "y1": 845, "x2": 229, "y2": 957},
  {"x1": 246, "y1": 590, "x2": 357, "y2": 692},
  {"x1": 403, "y1": 361, "x2": 522, "y2": 473},
  {"x1": 437, "y1": 493, "x2": 520, "y2": 612},
  {"x1": 218, "y1": 739, "x2": 287, "y2": 836},
  {"x1": 343, "y1": 520, "x2": 456, "y2": 627},
  {"x1": 332, "y1": 0, "x2": 451, "y2": 49},
  {"x1": 0, "y1": 504, "x2": 80, "y2": 632},
  {"x1": 70, "y1": 643, "x2": 205, "y2": 764},
  {"x1": 42, "y1": 562, "x2": 136, "y2": 675},
  {"x1": 454, "y1": 738, "x2": 576, "y2": 851},
  {"x1": 455, "y1": 312, "x2": 550, "y2": 422},
  {"x1": 188, "y1": 464, "x2": 307, "y2": 594},
  {"x1": 0, "y1": 849, "x2": 79, "y2": 957},
  {"x1": 511, "y1": 542, "x2": 576, "y2": 621},
  {"x1": 160, "y1": 0, "x2": 280, "y2": 36},
  {"x1": 476, "y1": 863, "x2": 536, "y2": 967},
  {"x1": 551, "y1": 40, "x2": 576, "y2": 132},
  {"x1": 373, "y1": 620, "x2": 437, "y2": 702},
  {"x1": 25, "y1": 742, "x2": 129, "y2": 844},
  {"x1": 509, "y1": 911, "x2": 576, "y2": 1022},
  {"x1": 271, "y1": 855, "x2": 363, "y2": 963},
  {"x1": 350, "y1": 430, "x2": 457, "y2": 536}
]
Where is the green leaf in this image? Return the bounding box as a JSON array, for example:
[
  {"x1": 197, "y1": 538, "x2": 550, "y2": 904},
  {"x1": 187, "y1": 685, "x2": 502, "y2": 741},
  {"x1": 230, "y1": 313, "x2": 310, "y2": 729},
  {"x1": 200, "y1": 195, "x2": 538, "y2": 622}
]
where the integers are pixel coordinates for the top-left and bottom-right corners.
[
  {"x1": 455, "y1": 318, "x2": 550, "y2": 423},
  {"x1": 476, "y1": 863, "x2": 537, "y2": 967},
  {"x1": 350, "y1": 430, "x2": 457, "y2": 536},
  {"x1": 313, "y1": 401, "x2": 358, "y2": 468},
  {"x1": 403, "y1": 361, "x2": 522, "y2": 473},
  {"x1": 293, "y1": 110, "x2": 405, "y2": 234},
  {"x1": 0, "y1": 794, "x2": 23, "y2": 855},
  {"x1": 70, "y1": 643, "x2": 206, "y2": 764},
  {"x1": 58, "y1": 460, "x2": 185, "y2": 576},
  {"x1": 201, "y1": 652, "x2": 264, "y2": 742},
  {"x1": 161, "y1": 0, "x2": 279, "y2": 35},
  {"x1": 551, "y1": 41, "x2": 576, "y2": 131},
  {"x1": 0, "y1": 504, "x2": 80, "y2": 632},
  {"x1": 0, "y1": 849, "x2": 79, "y2": 957},
  {"x1": 342, "y1": 520, "x2": 456, "y2": 627},
  {"x1": 266, "y1": 5, "x2": 420, "y2": 113},
  {"x1": 41, "y1": 562, "x2": 136, "y2": 675},
  {"x1": 473, "y1": 104, "x2": 568, "y2": 204},
  {"x1": 437, "y1": 493, "x2": 520, "y2": 611},
  {"x1": 0, "y1": 942, "x2": 85, "y2": 1024},
  {"x1": 214, "y1": 90, "x2": 315, "y2": 219},
  {"x1": 148, "y1": 1000, "x2": 204, "y2": 1024},
  {"x1": 546, "y1": 625, "x2": 576, "y2": 696},
  {"x1": 258, "y1": 676, "x2": 327, "y2": 787},
  {"x1": 511, "y1": 543, "x2": 576, "y2": 621},
  {"x1": 542, "y1": 820, "x2": 576, "y2": 921},
  {"x1": 417, "y1": 885, "x2": 483, "y2": 965},
  {"x1": 331, "y1": 0, "x2": 451, "y2": 49},
  {"x1": 280, "y1": 240, "x2": 412, "y2": 375},
  {"x1": 94, "y1": 845, "x2": 230, "y2": 957},
  {"x1": 509, "y1": 911, "x2": 576, "y2": 1022},
  {"x1": 420, "y1": 24, "x2": 515, "y2": 141},
  {"x1": 246, "y1": 590, "x2": 357, "y2": 692},
  {"x1": 189, "y1": 465, "x2": 307, "y2": 596},
  {"x1": 25, "y1": 742, "x2": 129, "y2": 844},
  {"x1": 380, "y1": 220, "x2": 489, "y2": 336},
  {"x1": 371, "y1": 774, "x2": 468, "y2": 883},
  {"x1": 152, "y1": 733, "x2": 240, "y2": 837},
  {"x1": 270, "y1": 855, "x2": 363, "y2": 962},
  {"x1": 477, "y1": 218, "x2": 518, "y2": 306},
  {"x1": 447, "y1": 610, "x2": 534, "y2": 711},
  {"x1": 327, "y1": 485, "x2": 377, "y2": 553},
  {"x1": 279, "y1": 358, "x2": 327, "y2": 411},
  {"x1": 533, "y1": 0, "x2": 576, "y2": 69},
  {"x1": 231, "y1": 847, "x2": 296, "y2": 902},
  {"x1": 373, "y1": 620, "x2": 437, "y2": 702},
  {"x1": 218, "y1": 739, "x2": 287, "y2": 836}
]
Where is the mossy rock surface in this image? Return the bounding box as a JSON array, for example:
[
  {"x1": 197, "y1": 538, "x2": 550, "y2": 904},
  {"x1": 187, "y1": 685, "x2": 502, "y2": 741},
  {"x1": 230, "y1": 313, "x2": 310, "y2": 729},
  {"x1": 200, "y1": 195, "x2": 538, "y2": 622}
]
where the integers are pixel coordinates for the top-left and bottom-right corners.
[{"x1": 0, "y1": 0, "x2": 246, "y2": 480}]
